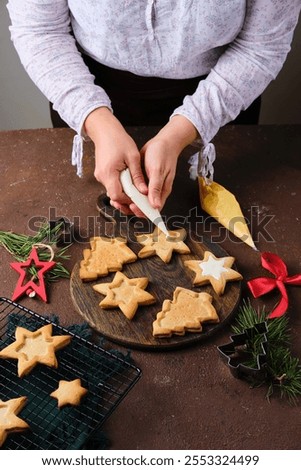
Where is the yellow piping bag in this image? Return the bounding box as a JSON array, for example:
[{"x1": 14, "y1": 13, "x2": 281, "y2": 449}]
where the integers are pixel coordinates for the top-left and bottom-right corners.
[{"x1": 190, "y1": 144, "x2": 257, "y2": 250}]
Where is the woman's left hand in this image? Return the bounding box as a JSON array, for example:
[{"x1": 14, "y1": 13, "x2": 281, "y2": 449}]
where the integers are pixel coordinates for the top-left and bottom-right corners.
[{"x1": 141, "y1": 115, "x2": 199, "y2": 210}]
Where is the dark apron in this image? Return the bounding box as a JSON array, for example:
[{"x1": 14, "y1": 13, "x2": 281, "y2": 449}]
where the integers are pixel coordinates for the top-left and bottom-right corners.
[{"x1": 50, "y1": 53, "x2": 261, "y2": 128}]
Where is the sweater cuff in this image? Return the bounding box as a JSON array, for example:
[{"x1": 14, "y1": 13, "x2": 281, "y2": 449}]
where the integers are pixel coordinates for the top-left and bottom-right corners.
[{"x1": 71, "y1": 100, "x2": 113, "y2": 178}]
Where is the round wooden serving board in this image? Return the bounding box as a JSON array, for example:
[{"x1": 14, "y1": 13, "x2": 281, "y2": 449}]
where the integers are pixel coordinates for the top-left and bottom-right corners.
[{"x1": 70, "y1": 229, "x2": 241, "y2": 350}]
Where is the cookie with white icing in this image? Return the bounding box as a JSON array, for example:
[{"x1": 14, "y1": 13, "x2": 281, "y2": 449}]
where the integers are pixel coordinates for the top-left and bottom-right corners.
[{"x1": 184, "y1": 251, "x2": 242, "y2": 295}]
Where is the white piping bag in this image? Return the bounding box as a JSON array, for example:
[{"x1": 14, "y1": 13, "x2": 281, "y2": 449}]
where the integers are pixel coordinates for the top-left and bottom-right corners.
[{"x1": 120, "y1": 168, "x2": 169, "y2": 236}]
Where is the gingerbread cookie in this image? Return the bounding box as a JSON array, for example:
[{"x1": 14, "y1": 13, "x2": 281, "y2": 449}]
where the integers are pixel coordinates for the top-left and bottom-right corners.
[
  {"x1": 79, "y1": 236, "x2": 137, "y2": 281},
  {"x1": 184, "y1": 251, "x2": 242, "y2": 295},
  {"x1": 50, "y1": 379, "x2": 88, "y2": 408},
  {"x1": 0, "y1": 324, "x2": 71, "y2": 377},
  {"x1": 153, "y1": 287, "x2": 219, "y2": 337},
  {"x1": 93, "y1": 271, "x2": 156, "y2": 320},
  {"x1": 136, "y1": 227, "x2": 190, "y2": 263},
  {"x1": 0, "y1": 396, "x2": 29, "y2": 447}
]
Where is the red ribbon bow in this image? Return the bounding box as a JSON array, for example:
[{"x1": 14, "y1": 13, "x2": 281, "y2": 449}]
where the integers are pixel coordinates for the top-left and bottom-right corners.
[{"x1": 247, "y1": 252, "x2": 301, "y2": 319}]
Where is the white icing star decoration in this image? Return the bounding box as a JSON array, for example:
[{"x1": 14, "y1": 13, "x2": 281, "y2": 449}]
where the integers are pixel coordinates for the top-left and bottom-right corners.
[
  {"x1": 198, "y1": 255, "x2": 228, "y2": 280},
  {"x1": 184, "y1": 251, "x2": 243, "y2": 295}
]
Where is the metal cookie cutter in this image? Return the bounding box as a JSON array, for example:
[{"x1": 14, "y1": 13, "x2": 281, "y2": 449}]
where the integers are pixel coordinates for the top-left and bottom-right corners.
[
  {"x1": 96, "y1": 193, "x2": 151, "y2": 239},
  {"x1": 49, "y1": 217, "x2": 78, "y2": 246},
  {"x1": 217, "y1": 322, "x2": 269, "y2": 381},
  {"x1": 96, "y1": 193, "x2": 133, "y2": 238}
]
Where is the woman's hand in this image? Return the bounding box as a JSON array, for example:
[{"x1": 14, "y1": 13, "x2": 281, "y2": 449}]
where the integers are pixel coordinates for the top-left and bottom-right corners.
[
  {"x1": 141, "y1": 115, "x2": 198, "y2": 210},
  {"x1": 84, "y1": 107, "x2": 148, "y2": 216},
  {"x1": 84, "y1": 109, "x2": 198, "y2": 215}
]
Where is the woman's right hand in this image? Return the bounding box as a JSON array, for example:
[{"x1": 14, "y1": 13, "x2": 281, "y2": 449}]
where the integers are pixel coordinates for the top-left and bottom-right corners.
[{"x1": 84, "y1": 107, "x2": 148, "y2": 217}]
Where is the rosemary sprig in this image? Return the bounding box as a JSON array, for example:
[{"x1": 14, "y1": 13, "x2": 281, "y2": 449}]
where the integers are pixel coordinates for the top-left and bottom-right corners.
[
  {"x1": 232, "y1": 299, "x2": 301, "y2": 403},
  {"x1": 0, "y1": 222, "x2": 71, "y2": 281}
]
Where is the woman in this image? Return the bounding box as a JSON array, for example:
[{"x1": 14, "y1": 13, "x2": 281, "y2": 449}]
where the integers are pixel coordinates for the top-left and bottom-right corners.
[{"x1": 6, "y1": 1, "x2": 300, "y2": 216}]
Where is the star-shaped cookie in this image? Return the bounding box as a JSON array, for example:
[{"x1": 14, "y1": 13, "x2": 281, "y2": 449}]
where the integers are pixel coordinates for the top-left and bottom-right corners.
[
  {"x1": 50, "y1": 379, "x2": 88, "y2": 408},
  {"x1": 0, "y1": 324, "x2": 72, "y2": 377},
  {"x1": 80, "y1": 236, "x2": 137, "y2": 281},
  {"x1": 136, "y1": 227, "x2": 190, "y2": 263},
  {"x1": 184, "y1": 251, "x2": 242, "y2": 295},
  {"x1": 0, "y1": 396, "x2": 29, "y2": 448},
  {"x1": 93, "y1": 271, "x2": 156, "y2": 319},
  {"x1": 153, "y1": 287, "x2": 219, "y2": 337}
]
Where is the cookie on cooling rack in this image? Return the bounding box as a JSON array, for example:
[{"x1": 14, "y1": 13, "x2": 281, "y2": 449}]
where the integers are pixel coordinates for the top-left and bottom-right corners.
[
  {"x1": 0, "y1": 396, "x2": 29, "y2": 447},
  {"x1": 0, "y1": 324, "x2": 71, "y2": 377},
  {"x1": 50, "y1": 379, "x2": 88, "y2": 408}
]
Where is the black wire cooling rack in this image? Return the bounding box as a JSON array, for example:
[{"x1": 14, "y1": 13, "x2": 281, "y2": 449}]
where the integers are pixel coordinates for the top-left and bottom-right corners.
[{"x1": 0, "y1": 297, "x2": 141, "y2": 450}]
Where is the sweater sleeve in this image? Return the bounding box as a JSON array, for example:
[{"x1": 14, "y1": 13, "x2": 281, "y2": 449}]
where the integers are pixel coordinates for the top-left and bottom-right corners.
[
  {"x1": 6, "y1": 0, "x2": 112, "y2": 135},
  {"x1": 171, "y1": 0, "x2": 301, "y2": 146}
]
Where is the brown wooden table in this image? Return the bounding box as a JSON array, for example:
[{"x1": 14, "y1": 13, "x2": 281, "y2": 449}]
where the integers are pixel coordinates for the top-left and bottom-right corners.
[{"x1": 0, "y1": 125, "x2": 301, "y2": 449}]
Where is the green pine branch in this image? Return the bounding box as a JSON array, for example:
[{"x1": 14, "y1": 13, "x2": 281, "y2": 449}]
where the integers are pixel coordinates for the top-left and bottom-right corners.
[
  {"x1": 232, "y1": 299, "x2": 301, "y2": 403},
  {"x1": 0, "y1": 222, "x2": 71, "y2": 281}
]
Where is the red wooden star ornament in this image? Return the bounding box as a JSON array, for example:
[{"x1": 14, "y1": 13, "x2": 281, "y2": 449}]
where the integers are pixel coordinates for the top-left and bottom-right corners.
[{"x1": 10, "y1": 247, "x2": 56, "y2": 302}]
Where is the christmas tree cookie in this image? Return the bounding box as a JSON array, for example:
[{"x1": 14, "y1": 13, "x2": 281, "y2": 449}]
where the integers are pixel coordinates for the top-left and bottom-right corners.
[
  {"x1": 79, "y1": 236, "x2": 137, "y2": 281},
  {"x1": 153, "y1": 287, "x2": 219, "y2": 337},
  {"x1": 184, "y1": 251, "x2": 242, "y2": 295}
]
